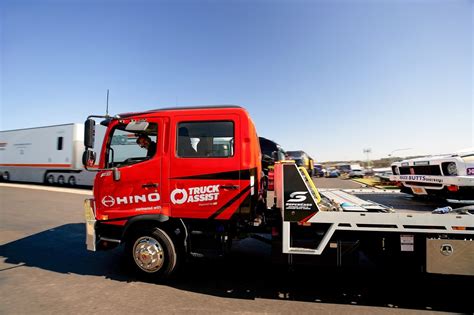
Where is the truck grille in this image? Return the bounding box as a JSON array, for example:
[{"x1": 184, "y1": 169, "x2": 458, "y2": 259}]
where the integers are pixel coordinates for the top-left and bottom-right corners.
[{"x1": 399, "y1": 165, "x2": 442, "y2": 175}]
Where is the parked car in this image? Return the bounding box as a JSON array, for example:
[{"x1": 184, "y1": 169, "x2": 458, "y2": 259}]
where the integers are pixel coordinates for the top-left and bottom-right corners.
[
  {"x1": 327, "y1": 169, "x2": 340, "y2": 178},
  {"x1": 286, "y1": 150, "x2": 314, "y2": 175},
  {"x1": 313, "y1": 163, "x2": 324, "y2": 177},
  {"x1": 349, "y1": 170, "x2": 364, "y2": 178},
  {"x1": 258, "y1": 137, "x2": 287, "y2": 192},
  {"x1": 258, "y1": 136, "x2": 286, "y2": 175}
]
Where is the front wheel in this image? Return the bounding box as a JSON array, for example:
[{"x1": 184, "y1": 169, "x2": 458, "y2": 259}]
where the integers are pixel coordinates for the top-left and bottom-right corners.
[{"x1": 126, "y1": 228, "x2": 179, "y2": 279}]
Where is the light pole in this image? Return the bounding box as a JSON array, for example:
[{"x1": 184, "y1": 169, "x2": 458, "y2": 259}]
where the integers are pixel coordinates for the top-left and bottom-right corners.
[
  {"x1": 388, "y1": 148, "x2": 412, "y2": 157},
  {"x1": 363, "y1": 148, "x2": 371, "y2": 168}
]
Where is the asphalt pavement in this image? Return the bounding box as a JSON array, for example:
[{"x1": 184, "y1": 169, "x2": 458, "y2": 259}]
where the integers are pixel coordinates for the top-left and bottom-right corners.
[{"x1": 1, "y1": 183, "x2": 473, "y2": 314}]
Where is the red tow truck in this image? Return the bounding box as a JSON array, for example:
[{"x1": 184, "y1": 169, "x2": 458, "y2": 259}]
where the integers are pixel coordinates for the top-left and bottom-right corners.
[{"x1": 83, "y1": 105, "x2": 474, "y2": 279}]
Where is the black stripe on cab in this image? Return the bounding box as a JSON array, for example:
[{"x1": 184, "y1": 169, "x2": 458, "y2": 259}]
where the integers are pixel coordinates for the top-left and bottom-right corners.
[{"x1": 208, "y1": 185, "x2": 251, "y2": 220}]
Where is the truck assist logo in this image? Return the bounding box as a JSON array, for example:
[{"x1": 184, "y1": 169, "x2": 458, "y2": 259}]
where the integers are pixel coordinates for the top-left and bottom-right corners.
[
  {"x1": 101, "y1": 193, "x2": 161, "y2": 207},
  {"x1": 171, "y1": 185, "x2": 220, "y2": 205}
]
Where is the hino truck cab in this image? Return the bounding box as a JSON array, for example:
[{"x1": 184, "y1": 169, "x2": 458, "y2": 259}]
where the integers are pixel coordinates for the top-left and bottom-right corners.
[{"x1": 83, "y1": 106, "x2": 263, "y2": 278}]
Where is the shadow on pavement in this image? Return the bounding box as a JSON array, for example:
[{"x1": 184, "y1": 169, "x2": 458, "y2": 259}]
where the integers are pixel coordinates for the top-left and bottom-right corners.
[
  {"x1": 1, "y1": 224, "x2": 472, "y2": 313},
  {"x1": 0, "y1": 223, "x2": 128, "y2": 281},
  {"x1": 173, "y1": 244, "x2": 473, "y2": 313}
]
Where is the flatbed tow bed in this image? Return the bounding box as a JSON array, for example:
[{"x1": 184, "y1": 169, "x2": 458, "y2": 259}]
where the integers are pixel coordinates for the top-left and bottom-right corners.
[
  {"x1": 318, "y1": 188, "x2": 456, "y2": 213},
  {"x1": 271, "y1": 162, "x2": 474, "y2": 276}
]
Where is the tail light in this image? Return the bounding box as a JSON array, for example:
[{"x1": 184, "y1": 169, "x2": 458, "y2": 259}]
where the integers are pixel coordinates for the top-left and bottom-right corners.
[{"x1": 447, "y1": 185, "x2": 459, "y2": 192}]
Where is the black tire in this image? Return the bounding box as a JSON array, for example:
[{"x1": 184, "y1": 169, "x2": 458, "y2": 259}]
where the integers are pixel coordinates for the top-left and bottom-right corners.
[
  {"x1": 126, "y1": 228, "x2": 178, "y2": 280},
  {"x1": 46, "y1": 174, "x2": 55, "y2": 185},
  {"x1": 57, "y1": 175, "x2": 65, "y2": 185},
  {"x1": 68, "y1": 176, "x2": 76, "y2": 186}
]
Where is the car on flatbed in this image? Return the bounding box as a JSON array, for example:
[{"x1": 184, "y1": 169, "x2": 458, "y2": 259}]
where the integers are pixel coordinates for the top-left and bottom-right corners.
[{"x1": 390, "y1": 149, "x2": 474, "y2": 203}]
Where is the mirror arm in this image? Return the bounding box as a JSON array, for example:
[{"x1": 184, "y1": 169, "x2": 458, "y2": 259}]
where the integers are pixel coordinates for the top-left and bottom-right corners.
[{"x1": 113, "y1": 168, "x2": 121, "y2": 181}]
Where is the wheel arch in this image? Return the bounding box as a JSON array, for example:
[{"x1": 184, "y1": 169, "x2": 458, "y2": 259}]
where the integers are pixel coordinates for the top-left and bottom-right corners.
[{"x1": 122, "y1": 215, "x2": 188, "y2": 253}]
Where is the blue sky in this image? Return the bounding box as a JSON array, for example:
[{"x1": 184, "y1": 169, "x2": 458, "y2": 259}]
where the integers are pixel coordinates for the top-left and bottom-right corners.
[{"x1": 1, "y1": 0, "x2": 472, "y2": 161}]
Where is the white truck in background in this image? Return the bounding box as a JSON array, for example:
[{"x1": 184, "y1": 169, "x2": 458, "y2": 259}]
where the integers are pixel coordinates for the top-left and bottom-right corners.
[
  {"x1": 390, "y1": 149, "x2": 474, "y2": 204},
  {"x1": 0, "y1": 123, "x2": 104, "y2": 186}
]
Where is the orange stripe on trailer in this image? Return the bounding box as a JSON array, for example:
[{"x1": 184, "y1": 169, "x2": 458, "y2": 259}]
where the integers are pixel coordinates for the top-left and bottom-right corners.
[{"x1": 0, "y1": 163, "x2": 72, "y2": 168}]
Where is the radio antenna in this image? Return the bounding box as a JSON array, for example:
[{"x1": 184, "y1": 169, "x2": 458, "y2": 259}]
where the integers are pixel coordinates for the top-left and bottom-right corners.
[{"x1": 106, "y1": 89, "x2": 110, "y2": 117}]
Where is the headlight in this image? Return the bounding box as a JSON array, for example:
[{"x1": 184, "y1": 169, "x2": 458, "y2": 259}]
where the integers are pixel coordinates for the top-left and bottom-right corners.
[{"x1": 443, "y1": 162, "x2": 458, "y2": 176}]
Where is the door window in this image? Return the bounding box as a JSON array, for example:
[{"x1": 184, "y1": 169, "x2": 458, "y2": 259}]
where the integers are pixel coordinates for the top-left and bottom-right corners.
[
  {"x1": 177, "y1": 121, "x2": 234, "y2": 158},
  {"x1": 106, "y1": 123, "x2": 158, "y2": 168}
]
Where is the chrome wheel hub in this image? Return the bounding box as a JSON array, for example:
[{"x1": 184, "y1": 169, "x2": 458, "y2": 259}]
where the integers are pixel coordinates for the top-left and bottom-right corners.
[{"x1": 133, "y1": 236, "x2": 164, "y2": 273}]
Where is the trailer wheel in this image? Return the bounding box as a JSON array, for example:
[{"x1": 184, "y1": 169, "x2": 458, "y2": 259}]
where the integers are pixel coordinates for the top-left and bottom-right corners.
[
  {"x1": 68, "y1": 176, "x2": 76, "y2": 186},
  {"x1": 2, "y1": 171, "x2": 10, "y2": 181},
  {"x1": 126, "y1": 228, "x2": 178, "y2": 279},
  {"x1": 46, "y1": 174, "x2": 55, "y2": 185},
  {"x1": 57, "y1": 175, "x2": 65, "y2": 185}
]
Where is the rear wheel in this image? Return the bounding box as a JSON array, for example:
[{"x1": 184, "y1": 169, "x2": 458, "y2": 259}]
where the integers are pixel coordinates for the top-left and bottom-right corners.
[
  {"x1": 68, "y1": 176, "x2": 76, "y2": 186},
  {"x1": 46, "y1": 174, "x2": 55, "y2": 185},
  {"x1": 57, "y1": 175, "x2": 65, "y2": 185},
  {"x1": 126, "y1": 228, "x2": 178, "y2": 279}
]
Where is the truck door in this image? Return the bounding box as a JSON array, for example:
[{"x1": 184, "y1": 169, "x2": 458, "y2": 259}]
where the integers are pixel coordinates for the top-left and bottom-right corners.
[
  {"x1": 94, "y1": 118, "x2": 164, "y2": 220},
  {"x1": 169, "y1": 115, "x2": 245, "y2": 220}
]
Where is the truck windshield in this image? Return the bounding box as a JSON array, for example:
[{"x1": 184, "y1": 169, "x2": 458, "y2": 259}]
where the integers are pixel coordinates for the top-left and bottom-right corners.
[{"x1": 106, "y1": 123, "x2": 158, "y2": 168}]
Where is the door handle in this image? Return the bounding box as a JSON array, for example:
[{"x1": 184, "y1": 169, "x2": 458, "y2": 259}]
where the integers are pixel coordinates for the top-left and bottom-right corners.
[
  {"x1": 142, "y1": 183, "x2": 159, "y2": 188},
  {"x1": 220, "y1": 184, "x2": 239, "y2": 190}
]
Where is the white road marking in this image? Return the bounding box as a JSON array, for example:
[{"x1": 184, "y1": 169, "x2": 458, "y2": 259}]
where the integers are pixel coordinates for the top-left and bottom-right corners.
[{"x1": 0, "y1": 183, "x2": 92, "y2": 195}]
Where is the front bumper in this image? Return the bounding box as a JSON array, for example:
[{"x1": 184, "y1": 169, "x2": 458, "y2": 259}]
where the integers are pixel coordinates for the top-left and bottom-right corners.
[
  {"x1": 391, "y1": 175, "x2": 474, "y2": 203},
  {"x1": 84, "y1": 199, "x2": 97, "y2": 252},
  {"x1": 390, "y1": 174, "x2": 474, "y2": 188}
]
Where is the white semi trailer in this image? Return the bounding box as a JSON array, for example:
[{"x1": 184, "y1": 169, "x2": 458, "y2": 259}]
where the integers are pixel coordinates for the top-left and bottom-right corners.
[{"x1": 0, "y1": 123, "x2": 104, "y2": 186}]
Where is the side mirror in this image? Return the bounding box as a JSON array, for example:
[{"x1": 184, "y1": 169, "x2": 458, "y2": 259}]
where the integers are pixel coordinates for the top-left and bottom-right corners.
[
  {"x1": 271, "y1": 151, "x2": 279, "y2": 161},
  {"x1": 113, "y1": 167, "x2": 121, "y2": 181},
  {"x1": 84, "y1": 118, "x2": 96, "y2": 149},
  {"x1": 82, "y1": 150, "x2": 96, "y2": 168}
]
